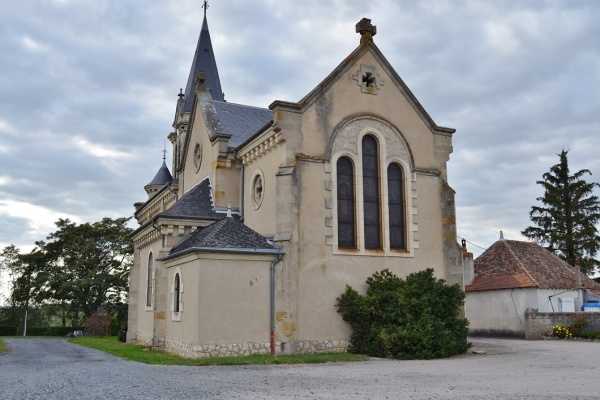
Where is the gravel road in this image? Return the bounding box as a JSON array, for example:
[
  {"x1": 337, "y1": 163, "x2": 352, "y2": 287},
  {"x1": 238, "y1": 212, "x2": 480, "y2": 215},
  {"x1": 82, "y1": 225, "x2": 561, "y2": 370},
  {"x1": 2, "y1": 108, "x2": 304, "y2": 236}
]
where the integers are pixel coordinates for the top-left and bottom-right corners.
[{"x1": 1, "y1": 337, "x2": 599, "y2": 399}]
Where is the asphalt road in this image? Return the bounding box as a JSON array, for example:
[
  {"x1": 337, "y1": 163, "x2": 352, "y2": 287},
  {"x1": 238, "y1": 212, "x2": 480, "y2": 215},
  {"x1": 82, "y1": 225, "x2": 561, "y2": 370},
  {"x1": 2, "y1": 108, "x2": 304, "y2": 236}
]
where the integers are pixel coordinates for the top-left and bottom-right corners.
[{"x1": 1, "y1": 337, "x2": 599, "y2": 399}]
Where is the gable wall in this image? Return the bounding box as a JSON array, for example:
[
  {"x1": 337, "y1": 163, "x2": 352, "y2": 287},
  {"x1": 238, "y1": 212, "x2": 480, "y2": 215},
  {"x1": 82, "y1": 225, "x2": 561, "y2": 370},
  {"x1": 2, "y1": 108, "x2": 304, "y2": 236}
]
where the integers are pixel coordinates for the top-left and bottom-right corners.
[{"x1": 268, "y1": 48, "x2": 457, "y2": 344}]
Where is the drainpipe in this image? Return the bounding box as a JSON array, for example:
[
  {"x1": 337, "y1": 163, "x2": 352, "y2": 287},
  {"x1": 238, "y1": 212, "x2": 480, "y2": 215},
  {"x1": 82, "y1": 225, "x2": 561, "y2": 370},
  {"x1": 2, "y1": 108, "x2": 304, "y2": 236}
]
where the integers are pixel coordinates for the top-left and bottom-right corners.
[
  {"x1": 270, "y1": 254, "x2": 283, "y2": 355},
  {"x1": 233, "y1": 150, "x2": 245, "y2": 221}
]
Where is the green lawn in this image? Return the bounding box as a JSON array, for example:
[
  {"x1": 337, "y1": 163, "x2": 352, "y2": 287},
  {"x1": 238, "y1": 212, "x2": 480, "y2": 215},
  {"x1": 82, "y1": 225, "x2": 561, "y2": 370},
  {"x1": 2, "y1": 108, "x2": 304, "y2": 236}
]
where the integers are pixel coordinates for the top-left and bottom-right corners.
[
  {"x1": 0, "y1": 338, "x2": 5, "y2": 352},
  {"x1": 69, "y1": 336, "x2": 367, "y2": 366}
]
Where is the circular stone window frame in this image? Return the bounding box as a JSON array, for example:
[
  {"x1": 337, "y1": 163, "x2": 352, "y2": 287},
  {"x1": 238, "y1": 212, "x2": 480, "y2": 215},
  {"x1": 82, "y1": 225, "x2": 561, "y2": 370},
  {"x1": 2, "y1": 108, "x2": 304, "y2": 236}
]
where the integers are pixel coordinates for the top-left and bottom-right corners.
[
  {"x1": 193, "y1": 141, "x2": 203, "y2": 173},
  {"x1": 250, "y1": 169, "x2": 265, "y2": 210}
]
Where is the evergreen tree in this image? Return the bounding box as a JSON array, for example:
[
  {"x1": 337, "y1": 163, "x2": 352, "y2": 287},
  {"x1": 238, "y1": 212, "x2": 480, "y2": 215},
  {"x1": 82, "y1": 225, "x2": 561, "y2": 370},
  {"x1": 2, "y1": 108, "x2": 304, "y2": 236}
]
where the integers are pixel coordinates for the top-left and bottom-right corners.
[{"x1": 522, "y1": 150, "x2": 600, "y2": 274}]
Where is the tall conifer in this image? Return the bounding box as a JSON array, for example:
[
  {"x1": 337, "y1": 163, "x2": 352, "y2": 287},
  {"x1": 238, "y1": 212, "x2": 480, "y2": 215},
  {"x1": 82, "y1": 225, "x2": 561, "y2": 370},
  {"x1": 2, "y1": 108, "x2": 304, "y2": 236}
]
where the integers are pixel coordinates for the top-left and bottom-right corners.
[{"x1": 522, "y1": 150, "x2": 600, "y2": 274}]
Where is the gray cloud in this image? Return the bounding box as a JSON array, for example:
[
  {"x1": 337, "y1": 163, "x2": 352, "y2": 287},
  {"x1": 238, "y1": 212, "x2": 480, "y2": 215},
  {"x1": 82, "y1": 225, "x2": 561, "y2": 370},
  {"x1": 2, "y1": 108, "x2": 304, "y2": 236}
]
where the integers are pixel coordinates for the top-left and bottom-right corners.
[{"x1": 0, "y1": 0, "x2": 599, "y2": 263}]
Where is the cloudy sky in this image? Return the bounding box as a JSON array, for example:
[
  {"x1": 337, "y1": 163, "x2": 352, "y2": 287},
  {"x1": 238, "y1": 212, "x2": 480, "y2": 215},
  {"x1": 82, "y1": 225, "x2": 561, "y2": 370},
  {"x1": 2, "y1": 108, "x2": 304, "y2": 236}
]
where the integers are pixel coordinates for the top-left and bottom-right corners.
[{"x1": 1, "y1": 0, "x2": 599, "y2": 271}]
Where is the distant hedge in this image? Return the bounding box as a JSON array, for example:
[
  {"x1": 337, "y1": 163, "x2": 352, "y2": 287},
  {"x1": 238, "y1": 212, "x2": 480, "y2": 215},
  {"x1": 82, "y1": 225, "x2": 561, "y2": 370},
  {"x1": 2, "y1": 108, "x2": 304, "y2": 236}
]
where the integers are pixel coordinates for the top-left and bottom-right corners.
[{"x1": 0, "y1": 326, "x2": 83, "y2": 336}]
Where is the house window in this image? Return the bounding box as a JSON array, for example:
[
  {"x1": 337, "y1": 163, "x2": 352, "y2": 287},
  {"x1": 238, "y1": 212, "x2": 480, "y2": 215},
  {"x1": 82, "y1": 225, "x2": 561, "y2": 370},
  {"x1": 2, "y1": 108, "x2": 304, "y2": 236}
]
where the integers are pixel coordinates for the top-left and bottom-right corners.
[
  {"x1": 388, "y1": 163, "x2": 406, "y2": 250},
  {"x1": 337, "y1": 156, "x2": 356, "y2": 248},
  {"x1": 146, "y1": 253, "x2": 153, "y2": 308},
  {"x1": 362, "y1": 135, "x2": 381, "y2": 249},
  {"x1": 174, "y1": 273, "x2": 181, "y2": 313}
]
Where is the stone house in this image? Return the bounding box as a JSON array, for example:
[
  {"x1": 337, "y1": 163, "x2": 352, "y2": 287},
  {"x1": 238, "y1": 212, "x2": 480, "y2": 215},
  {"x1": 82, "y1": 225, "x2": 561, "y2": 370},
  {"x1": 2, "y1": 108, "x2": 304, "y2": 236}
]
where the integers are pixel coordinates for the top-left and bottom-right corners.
[{"x1": 127, "y1": 10, "x2": 464, "y2": 358}]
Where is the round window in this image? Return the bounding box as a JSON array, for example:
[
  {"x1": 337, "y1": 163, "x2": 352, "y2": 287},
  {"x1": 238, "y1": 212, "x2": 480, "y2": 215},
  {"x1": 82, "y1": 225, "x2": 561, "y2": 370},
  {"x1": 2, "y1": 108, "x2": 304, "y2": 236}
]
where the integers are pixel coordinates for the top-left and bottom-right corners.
[
  {"x1": 193, "y1": 141, "x2": 202, "y2": 172},
  {"x1": 250, "y1": 170, "x2": 265, "y2": 209}
]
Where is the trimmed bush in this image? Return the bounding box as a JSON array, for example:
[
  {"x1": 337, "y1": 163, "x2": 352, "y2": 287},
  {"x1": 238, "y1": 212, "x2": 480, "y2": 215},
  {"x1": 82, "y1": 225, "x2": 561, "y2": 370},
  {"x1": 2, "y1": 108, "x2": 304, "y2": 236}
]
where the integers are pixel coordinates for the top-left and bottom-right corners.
[{"x1": 337, "y1": 268, "x2": 469, "y2": 359}]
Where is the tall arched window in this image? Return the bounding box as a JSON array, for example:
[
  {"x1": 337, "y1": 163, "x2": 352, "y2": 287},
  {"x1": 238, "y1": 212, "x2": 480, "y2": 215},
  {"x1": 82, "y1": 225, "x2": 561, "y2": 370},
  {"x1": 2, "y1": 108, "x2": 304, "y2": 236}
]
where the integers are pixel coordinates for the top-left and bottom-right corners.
[
  {"x1": 174, "y1": 273, "x2": 181, "y2": 313},
  {"x1": 362, "y1": 135, "x2": 381, "y2": 249},
  {"x1": 146, "y1": 253, "x2": 153, "y2": 307},
  {"x1": 388, "y1": 163, "x2": 406, "y2": 250},
  {"x1": 337, "y1": 157, "x2": 356, "y2": 248}
]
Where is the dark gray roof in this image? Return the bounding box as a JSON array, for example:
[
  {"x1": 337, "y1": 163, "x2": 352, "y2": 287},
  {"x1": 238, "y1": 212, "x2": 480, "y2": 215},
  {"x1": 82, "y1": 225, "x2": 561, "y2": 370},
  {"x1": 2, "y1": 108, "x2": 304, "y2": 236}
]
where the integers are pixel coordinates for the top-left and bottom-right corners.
[
  {"x1": 145, "y1": 161, "x2": 173, "y2": 188},
  {"x1": 213, "y1": 101, "x2": 272, "y2": 149},
  {"x1": 169, "y1": 216, "x2": 282, "y2": 256},
  {"x1": 181, "y1": 14, "x2": 224, "y2": 113},
  {"x1": 157, "y1": 177, "x2": 221, "y2": 221}
]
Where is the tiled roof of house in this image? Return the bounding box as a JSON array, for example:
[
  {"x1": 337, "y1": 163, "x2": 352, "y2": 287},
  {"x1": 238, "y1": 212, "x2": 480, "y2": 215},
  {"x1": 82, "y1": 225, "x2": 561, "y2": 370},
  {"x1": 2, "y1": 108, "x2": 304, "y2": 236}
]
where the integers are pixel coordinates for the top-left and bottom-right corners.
[
  {"x1": 157, "y1": 177, "x2": 222, "y2": 221},
  {"x1": 466, "y1": 240, "x2": 600, "y2": 293},
  {"x1": 167, "y1": 215, "x2": 282, "y2": 258},
  {"x1": 212, "y1": 101, "x2": 272, "y2": 150}
]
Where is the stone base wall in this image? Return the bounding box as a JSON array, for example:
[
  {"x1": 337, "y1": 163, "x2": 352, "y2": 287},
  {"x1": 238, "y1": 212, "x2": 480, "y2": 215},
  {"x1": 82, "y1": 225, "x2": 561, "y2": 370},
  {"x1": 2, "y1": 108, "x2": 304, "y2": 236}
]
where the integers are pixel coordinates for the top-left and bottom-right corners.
[
  {"x1": 135, "y1": 332, "x2": 153, "y2": 346},
  {"x1": 165, "y1": 339, "x2": 272, "y2": 359},
  {"x1": 525, "y1": 308, "x2": 600, "y2": 340},
  {"x1": 295, "y1": 339, "x2": 350, "y2": 354},
  {"x1": 163, "y1": 338, "x2": 350, "y2": 359}
]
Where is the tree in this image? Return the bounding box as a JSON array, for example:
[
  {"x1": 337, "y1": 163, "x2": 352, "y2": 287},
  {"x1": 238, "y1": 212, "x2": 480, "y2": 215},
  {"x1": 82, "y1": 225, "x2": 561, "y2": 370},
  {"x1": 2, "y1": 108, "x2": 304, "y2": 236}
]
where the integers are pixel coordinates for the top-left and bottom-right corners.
[
  {"x1": 35, "y1": 217, "x2": 133, "y2": 318},
  {"x1": 522, "y1": 150, "x2": 600, "y2": 275}
]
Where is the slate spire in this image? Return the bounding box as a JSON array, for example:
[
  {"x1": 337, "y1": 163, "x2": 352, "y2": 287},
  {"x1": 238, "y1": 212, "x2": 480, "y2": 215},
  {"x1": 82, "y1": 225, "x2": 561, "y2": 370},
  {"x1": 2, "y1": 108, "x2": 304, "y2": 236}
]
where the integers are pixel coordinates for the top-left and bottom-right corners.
[
  {"x1": 181, "y1": 3, "x2": 224, "y2": 113},
  {"x1": 144, "y1": 150, "x2": 173, "y2": 198}
]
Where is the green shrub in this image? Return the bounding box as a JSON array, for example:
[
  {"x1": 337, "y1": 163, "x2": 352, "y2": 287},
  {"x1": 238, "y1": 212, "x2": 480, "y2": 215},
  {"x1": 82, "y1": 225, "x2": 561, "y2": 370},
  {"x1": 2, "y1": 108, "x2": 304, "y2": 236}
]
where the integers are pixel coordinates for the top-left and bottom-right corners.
[
  {"x1": 336, "y1": 268, "x2": 469, "y2": 359},
  {"x1": 117, "y1": 320, "x2": 127, "y2": 342},
  {"x1": 581, "y1": 329, "x2": 600, "y2": 340}
]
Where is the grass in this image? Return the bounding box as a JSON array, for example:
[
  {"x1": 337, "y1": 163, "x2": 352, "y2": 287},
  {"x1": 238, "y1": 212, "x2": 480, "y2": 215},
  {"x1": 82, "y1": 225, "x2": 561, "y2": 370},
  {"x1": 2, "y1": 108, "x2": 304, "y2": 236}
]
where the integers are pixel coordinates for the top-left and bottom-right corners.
[
  {"x1": 0, "y1": 338, "x2": 6, "y2": 352},
  {"x1": 69, "y1": 336, "x2": 368, "y2": 366}
]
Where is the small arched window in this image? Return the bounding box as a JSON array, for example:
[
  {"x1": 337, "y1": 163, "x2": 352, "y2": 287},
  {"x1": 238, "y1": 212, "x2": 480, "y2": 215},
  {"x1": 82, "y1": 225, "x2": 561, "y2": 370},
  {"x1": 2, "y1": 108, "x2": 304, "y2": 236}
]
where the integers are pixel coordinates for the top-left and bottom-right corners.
[
  {"x1": 337, "y1": 157, "x2": 356, "y2": 248},
  {"x1": 362, "y1": 135, "x2": 381, "y2": 249},
  {"x1": 146, "y1": 253, "x2": 153, "y2": 307},
  {"x1": 174, "y1": 273, "x2": 181, "y2": 313},
  {"x1": 387, "y1": 163, "x2": 406, "y2": 250}
]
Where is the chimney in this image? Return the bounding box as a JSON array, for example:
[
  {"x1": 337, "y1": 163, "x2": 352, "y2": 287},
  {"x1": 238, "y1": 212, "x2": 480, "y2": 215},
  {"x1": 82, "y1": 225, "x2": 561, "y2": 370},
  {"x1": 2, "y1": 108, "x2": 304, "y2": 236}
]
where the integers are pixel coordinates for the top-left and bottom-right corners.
[{"x1": 462, "y1": 239, "x2": 475, "y2": 286}]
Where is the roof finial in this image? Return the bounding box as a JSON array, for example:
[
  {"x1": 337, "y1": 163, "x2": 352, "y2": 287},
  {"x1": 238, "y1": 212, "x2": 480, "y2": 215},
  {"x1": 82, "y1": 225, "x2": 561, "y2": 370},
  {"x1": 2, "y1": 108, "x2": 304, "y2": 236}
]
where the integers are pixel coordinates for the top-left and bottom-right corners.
[
  {"x1": 202, "y1": 0, "x2": 209, "y2": 17},
  {"x1": 163, "y1": 142, "x2": 167, "y2": 163},
  {"x1": 178, "y1": 88, "x2": 184, "y2": 98},
  {"x1": 356, "y1": 18, "x2": 377, "y2": 45},
  {"x1": 499, "y1": 230, "x2": 505, "y2": 241},
  {"x1": 226, "y1": 199, "x2": 232, "y2": 218}
]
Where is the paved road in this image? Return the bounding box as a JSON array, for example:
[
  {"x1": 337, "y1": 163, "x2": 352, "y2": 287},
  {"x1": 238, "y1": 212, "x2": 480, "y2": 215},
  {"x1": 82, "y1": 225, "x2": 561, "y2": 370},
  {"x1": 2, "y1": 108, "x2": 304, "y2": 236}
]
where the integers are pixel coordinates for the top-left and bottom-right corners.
[{"x1": 1, "y1": 337, "x2": 599, "y2": 399}]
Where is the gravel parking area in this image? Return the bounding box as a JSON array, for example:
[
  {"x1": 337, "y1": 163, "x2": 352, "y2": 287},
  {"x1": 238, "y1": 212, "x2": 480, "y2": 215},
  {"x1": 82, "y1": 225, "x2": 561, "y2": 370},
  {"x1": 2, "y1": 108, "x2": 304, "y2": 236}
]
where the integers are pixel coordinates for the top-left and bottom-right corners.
[{"x1": 1, "y1": 337, "x2": 599, "y2": 399}]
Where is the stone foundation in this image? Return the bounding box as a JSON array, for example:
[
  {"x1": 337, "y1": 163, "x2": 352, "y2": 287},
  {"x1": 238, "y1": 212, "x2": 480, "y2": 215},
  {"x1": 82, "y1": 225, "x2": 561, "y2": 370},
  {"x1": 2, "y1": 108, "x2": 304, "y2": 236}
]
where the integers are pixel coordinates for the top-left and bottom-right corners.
[
  {"x1": 295, "y1": 339, "x2": 350, "y2": 354},
  {"x1": 163, "y1": 338, "x2": 350, "y2": 359},
  {"x1": 165, "y1": 339, "x2": 272, "y2": 359},
  {"x1": 135, "y1": 332, "x2": 153, "y2": 346}
]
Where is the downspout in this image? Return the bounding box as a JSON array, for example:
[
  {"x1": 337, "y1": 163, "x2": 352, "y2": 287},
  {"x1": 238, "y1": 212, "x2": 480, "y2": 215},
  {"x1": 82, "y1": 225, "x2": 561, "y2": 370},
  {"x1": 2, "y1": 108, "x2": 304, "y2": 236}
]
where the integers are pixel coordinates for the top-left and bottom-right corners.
[
  {"x1": 233, "y1": 150, "x2": 244, "y2": 221},
  {"x1": 270, "y1": 254, "x2": 283, "y2": 355}
]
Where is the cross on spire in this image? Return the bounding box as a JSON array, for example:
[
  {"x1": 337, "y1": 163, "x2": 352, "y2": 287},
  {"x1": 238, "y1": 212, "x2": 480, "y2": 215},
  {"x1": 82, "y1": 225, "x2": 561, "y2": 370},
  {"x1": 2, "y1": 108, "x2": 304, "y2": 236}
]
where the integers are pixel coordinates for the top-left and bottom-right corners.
[{"x1": 202, "y1": 0, "x2": 209, "y2": 17}]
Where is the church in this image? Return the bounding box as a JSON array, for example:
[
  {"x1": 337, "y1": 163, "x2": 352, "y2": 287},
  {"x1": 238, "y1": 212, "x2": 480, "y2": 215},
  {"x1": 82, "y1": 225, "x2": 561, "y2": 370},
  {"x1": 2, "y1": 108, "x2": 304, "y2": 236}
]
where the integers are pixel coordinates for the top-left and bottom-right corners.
[{"x1": 127, "y1": 7, "x2": 464, "y2": 358}]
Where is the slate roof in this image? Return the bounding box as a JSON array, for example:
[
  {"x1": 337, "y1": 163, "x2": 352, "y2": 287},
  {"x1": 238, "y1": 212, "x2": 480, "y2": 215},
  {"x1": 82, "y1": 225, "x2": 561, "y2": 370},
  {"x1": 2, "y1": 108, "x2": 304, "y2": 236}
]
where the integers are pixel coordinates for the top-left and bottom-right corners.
[
  {"x1": 157, "y1": 177, "x2": 221, "y2": 221},
  {"x1": 212, "y1": 101, "x2": 273, "y2": 149},
  {"x1": 466, "y1": 240, "x2": 600, "y2": 293},
  {"x1": 167, "y1": 216, "x2": 282, "y2": 258},
  {"x1": 181, "y1": 13, "x2": 224, "y2": 113},
  {"x1": 145, "y1": 161, "x2": 173, "y2": 188}
]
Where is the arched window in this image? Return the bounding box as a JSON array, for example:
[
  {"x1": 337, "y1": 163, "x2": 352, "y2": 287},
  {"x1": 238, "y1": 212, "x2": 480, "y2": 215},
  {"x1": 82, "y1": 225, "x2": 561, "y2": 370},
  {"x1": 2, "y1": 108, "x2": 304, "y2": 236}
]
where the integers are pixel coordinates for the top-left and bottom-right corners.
[
  {"x1": 337, "y1": 157, "x2": 356, "y2": 248},
  {"x1": 387, "y1": 163, "x2": 406, "y2": 250},
  {"x1": 174, "y1": 273, "x2": 181, "y2": 313},
  {"x1": 362, "y1": 135, "x2": 381, "y2": 249},
  {"x1": 146, "y1": 253, "x2": 153, "y2": 307}
]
